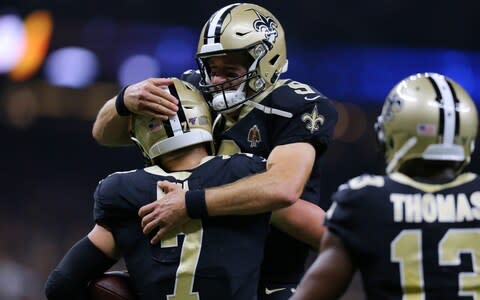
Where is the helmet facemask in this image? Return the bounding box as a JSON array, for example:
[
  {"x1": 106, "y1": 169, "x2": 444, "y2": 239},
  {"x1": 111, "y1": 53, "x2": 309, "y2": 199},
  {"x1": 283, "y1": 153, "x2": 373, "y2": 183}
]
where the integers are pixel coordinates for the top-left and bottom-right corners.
[{"x1": 197, "y1": 44, "x2": 271, "y2": 113}]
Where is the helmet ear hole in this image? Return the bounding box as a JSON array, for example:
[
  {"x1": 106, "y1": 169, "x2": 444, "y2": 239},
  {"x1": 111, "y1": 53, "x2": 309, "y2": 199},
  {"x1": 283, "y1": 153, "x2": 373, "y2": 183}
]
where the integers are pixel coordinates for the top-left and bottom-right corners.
[{"x1": 269, "y1": 54, "x2": 279, "y2": 66}]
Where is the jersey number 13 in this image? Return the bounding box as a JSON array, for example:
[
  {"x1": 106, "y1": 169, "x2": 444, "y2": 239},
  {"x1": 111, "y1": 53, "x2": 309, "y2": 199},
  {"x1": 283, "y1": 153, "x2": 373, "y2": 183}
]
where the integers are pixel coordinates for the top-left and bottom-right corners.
[{"x1": 391, "y1": 228, "x2": 480, "y2": 299}]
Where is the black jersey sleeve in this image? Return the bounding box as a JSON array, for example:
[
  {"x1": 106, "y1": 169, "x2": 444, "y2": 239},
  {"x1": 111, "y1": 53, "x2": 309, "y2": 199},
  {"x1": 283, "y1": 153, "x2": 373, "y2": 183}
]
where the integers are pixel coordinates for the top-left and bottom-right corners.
[
  {"x1": 324, "y1": 175, "x2": 385, "y2": 262},
  {"x1": 226, "y1": 153, "x2": 267, "y2": 179},
  {"x1": 93, "y1": 171, "x2": 139, "y2": 226},
  {"x1": 191, "y1": 154, "x2": 267, "y2": 190},
  {"x1": 268, "y1": 80, "x2": 338, "y2": 154}
]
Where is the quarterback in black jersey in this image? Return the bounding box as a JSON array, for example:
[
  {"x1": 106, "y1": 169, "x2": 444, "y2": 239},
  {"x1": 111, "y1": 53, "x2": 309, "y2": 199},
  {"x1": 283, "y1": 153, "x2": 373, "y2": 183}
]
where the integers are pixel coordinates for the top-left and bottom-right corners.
[
  {"x1": 292, "y1": 73, "x2": 480, "y2": 300},
  {"x1": 45, "y1": 79, "x2": 271, "y2": 300},
  {"x1": 180, "y1": 69, "x2": 336, "y2": 289},
  {"x1": 92, "y1": 3, "x2": 337, "y2": 300}
]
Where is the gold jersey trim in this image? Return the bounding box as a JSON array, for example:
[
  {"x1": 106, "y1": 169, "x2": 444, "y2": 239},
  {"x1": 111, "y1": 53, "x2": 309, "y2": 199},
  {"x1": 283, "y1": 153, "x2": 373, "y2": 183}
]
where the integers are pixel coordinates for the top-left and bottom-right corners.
[
  {"x1": 143, "y1": 156, "x2": 215, "y2": 178},
  {"x1": 389, "y1": 172, "x2": 477, "y2": 193}
]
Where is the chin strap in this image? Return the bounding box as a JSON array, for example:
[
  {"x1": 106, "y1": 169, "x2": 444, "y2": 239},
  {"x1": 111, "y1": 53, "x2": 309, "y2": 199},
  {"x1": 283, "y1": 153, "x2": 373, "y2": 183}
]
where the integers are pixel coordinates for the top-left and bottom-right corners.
[
  {"x1": 386, "y1": 137, "x2": 417, "y2": 174},
  {"x1": 245, "y1": 100, "x2": 293, "y2": 118}
]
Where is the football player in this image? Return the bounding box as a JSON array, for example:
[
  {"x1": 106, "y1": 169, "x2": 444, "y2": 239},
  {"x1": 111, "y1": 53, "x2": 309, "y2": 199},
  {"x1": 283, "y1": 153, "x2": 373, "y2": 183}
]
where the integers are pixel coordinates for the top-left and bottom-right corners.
[
  {"x1": 45, "y1": 79, "x2": 274, "y2": 300},
  {"x1": 91, "y1": 3, "x2": 338, "y2": 299},
  {"x1": 291, "y1": 73, "x2": 480, "y2": 300}
]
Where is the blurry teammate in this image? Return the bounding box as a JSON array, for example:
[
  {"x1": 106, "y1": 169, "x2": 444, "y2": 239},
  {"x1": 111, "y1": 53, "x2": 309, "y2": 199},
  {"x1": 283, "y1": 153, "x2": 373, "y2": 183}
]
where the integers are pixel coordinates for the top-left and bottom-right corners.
[
  {"x1": 45, "y1": 79, "x2": 272, "y2": 300},
  {"x1": 291, "y1": 73, "x2": 480, "y2": 300},
  {"x1": 92, "y1": 3, "x2": 338, "y2": 299}
]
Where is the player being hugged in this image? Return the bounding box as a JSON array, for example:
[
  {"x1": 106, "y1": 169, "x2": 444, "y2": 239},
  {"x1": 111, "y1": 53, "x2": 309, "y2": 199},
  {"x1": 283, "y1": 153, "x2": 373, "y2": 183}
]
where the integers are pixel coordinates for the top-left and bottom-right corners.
[{"x1": 45, "y1": 79, "x2": 274, "y2": 300}]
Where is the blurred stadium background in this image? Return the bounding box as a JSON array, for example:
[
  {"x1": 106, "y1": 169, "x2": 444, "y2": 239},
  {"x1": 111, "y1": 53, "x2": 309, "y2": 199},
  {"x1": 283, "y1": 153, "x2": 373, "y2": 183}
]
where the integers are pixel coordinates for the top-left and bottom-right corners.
[{"x1": 1, "y1": 0, "x2": 479, "y2": 299}]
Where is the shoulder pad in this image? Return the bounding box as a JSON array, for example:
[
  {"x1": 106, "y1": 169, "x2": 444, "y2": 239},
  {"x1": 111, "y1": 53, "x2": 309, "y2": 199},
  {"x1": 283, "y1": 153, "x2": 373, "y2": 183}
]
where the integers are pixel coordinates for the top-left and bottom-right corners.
[{"x1": 340, "y1": 174, "x2": 385, "y2": 191}]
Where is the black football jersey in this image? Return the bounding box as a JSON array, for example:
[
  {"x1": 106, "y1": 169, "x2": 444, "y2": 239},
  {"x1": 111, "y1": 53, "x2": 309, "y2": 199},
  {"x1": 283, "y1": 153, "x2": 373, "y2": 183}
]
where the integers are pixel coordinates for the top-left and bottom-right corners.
[
  {"x1": 182, "y1": 70, "x2": 338, "y2": 284},
  {"x1": 94, "y1": 154, "x2": 270, "y2": 300},
  {"x1": 326, "y1": 172, "x2": 480, "y2": 300}
]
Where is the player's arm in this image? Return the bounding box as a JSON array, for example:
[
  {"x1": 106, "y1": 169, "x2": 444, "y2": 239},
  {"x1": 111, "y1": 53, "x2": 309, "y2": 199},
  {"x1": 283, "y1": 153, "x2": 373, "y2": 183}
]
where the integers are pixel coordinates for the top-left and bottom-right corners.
[
  {"x1": 206, "y1": 142, "x2": 314, "y2": 213},
  {"x1": 270, "y1": 199, "x2": 325, "y2": 250},
  {"x1": 92, "y1": 78, "x2": 179, "y2": 146},
  {"x1": 44, "y1": 225, "x2": 119, "y2": 300},
  {"x1": 140, "y1": 142, "x2": 315, "y2": 243},
  {"x1": 290, "y1": 229, "x2": 355, "y2": 300},
  {"x1": 91, "y1": 95, "x2": 132, "y2": 146}
]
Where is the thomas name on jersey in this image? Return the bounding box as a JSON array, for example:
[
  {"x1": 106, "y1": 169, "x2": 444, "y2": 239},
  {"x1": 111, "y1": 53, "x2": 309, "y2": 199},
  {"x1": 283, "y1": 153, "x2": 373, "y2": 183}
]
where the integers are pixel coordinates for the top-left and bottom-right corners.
[{"x1": 390, "y1": 192, "x2": 480, "y2": 223}]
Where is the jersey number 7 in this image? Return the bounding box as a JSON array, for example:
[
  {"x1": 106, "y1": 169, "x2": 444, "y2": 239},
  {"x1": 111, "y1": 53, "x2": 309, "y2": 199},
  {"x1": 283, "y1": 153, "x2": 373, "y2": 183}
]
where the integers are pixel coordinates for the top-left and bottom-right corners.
[{"x1": 158, "y1": 183, "x2": 202, "y2": 300}]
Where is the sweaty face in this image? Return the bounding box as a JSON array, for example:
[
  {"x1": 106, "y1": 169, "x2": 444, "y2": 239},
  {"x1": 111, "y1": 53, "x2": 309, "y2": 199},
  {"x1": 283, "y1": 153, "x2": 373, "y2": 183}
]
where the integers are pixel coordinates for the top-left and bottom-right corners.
[{"x1": 206, "y1": 53, "x2": 250, "y2": 91}]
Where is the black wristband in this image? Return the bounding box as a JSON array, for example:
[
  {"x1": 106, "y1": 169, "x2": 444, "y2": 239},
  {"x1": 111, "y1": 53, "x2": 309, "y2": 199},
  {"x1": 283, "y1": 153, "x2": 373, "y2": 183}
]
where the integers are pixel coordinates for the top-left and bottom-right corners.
[
  {"x1": 115, "y1": 85, "x2": 131, "y2": 116},
  {"x1": 185, "y1": 190, "x2": 208, "y2": 218}
]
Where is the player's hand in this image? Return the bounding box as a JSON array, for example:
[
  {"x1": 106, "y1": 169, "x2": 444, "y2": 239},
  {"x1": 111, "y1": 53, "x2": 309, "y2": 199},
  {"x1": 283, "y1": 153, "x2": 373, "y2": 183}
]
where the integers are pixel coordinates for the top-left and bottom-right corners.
[
  {"x1": 124, "y1": 78, "x2": 179, "y2": 119},
  {"x1": 138, "y1": 180, "x2": 189, "y2": 244}
]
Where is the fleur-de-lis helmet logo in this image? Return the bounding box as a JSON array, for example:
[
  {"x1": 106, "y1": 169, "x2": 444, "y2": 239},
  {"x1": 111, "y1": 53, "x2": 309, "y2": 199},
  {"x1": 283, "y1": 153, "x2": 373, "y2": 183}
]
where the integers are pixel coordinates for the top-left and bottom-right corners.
[
  {"x1": 253, "y1": 11, "x2": 278, "y2": 44},
  {"x1": 383, "y1": 94, "x2": 402, "y2": 122}
]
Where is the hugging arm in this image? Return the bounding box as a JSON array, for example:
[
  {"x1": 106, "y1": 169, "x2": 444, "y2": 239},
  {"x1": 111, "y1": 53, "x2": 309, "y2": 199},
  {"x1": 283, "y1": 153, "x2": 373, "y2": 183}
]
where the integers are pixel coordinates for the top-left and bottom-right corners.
[
  {"x1": 92, "y1": 78, "x2": 179, "y2": 146},
  {"x1": 140, "y1": 142, "x2": 316, "y2": 243},
  {"x1": 271, "y1": 199, "x2": 326, "y2": 250}
]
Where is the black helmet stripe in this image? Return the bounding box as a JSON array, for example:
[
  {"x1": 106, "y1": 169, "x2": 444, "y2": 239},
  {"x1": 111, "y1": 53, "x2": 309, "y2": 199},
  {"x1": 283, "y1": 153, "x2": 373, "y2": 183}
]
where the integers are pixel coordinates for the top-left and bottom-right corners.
[
  {"x1": 428, "y1": 74, "x2": 457, "y2": 144},
  {"x1": 170, "y1": 83, "x2": 189, "y2": 132},
  {"x1": 203, "y1": 3, "x2": 240, "y2": 45},
  {"x1": 426, "y1": 76, "x2": 444, "y2": 136},
  {"x1": 446, "y1": 80, "x2": 461, "y2": 135},
  {"x1": 162, "y1": 84, "x2": 188, "y2": 137}
]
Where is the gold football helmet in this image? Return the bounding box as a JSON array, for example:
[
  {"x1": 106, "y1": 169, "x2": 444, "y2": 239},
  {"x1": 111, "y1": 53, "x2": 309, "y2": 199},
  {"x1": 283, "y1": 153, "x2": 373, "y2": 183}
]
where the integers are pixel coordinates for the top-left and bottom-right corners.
[
  {"x1": 130, "y1": 78, "x2": 213, "y2": 164},
  {"x1": 196, "y1": 3, "x2": 288, "y2": 112},
  {"x1": 375, "y1": 72, "x2": 478, "y2": 174}
]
